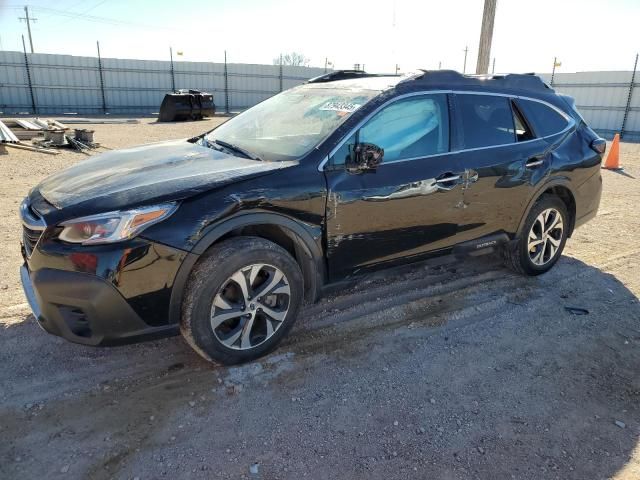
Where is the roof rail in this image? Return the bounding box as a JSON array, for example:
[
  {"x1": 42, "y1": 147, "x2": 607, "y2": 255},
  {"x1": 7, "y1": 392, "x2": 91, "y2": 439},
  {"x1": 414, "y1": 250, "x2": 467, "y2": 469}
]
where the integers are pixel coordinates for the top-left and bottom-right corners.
[
  {"x1": 307, "y1": 70, "x2": 397, "y2": 84},
  {"x1": 401, "y1": 69, "x2": 550, "y2": 92}
]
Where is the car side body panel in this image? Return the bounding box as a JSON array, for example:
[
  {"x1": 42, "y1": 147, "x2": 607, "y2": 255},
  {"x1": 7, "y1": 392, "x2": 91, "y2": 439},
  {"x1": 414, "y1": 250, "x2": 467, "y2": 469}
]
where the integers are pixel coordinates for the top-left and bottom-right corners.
[
  {"x1": 515, "y1": 126, "x2": 603, "y2": 237},
  {"x1": 140, "y1": 160, "x2": 327, "y2": 253},
  {"x1": 324, "y1": 153, "x2": 465, "y2": 281}
]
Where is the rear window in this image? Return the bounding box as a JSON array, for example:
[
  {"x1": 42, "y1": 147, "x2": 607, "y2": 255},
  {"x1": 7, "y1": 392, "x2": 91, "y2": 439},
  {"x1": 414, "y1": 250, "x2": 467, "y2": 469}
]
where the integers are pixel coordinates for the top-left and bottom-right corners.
[
  {"x1": 456, "y1": 94, "x2": 515, "y2": 149},
  {"x1": 515, "y1": 99, "x2": 568, "y2": 137}
]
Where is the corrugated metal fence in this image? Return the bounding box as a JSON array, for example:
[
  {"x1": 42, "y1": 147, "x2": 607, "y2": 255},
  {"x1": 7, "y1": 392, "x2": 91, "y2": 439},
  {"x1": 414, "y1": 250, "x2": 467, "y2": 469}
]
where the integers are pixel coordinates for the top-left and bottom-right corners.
[
  {"x1": 540, "y1": 70, "x2": 639, "y2": 141},
  {"x1": 1, "y1": 50, "x2": 638, "y2": 141},
  {"x1": 0, "y1": 51, "x2": 327, "y2": 115}
]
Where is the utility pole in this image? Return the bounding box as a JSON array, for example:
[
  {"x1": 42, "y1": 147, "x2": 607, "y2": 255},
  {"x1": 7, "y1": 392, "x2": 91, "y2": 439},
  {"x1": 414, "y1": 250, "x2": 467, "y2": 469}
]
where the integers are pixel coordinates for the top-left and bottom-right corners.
[
  {"x1": 475, "y1": 0, "x2": 497, "y2": 74},
  {"x1": 279, "y1": 54, "x2": 283, "y2": 92},
  {"x1": 620, "y1": 53, "x2": 638, "y2": 140},
  {"x1": 492, "y1": 57, "x2": 496, "y2": 74},
  {"x1": 550, "y1": 57, "x2": 561, "y2": 86},
  {"x1": 224, "y1": 50, "x2": 229, "y2": 114},
  {"x1": 18, "y1": 6, "x2": 37, "y2": 53},
  {"x1": 96, "y1": 41, "x2": 107, "y2": 114},
  {"x1": 169, "y1": 47, "x2": 175, "y2": 92},
  {"x1": 463, "y1": 46, "x2": 468, "y2": 73},
  {"x1": 22, "y1": 35, "x2": 37, "y2": 113}
]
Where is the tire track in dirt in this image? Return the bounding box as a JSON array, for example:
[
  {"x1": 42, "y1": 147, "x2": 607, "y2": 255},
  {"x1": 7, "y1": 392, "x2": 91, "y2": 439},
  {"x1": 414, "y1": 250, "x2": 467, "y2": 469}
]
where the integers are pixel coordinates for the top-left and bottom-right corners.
[
  {"x1": 6, "y1": 248, "x2": 637, "y2": 408},
  {"x1": 287, "y1": 252, "x2": 640, "y2": 356},
  {"x1": 5, "y1": 253, "x2": 637, "y2": 480}
]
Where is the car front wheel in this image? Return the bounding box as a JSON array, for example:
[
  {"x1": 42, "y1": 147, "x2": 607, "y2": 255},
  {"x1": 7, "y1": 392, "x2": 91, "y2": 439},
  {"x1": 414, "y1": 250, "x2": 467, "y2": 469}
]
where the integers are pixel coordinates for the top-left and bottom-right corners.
[{"x1": 181, "y1": 236, "x2": 303, "y2": 364}]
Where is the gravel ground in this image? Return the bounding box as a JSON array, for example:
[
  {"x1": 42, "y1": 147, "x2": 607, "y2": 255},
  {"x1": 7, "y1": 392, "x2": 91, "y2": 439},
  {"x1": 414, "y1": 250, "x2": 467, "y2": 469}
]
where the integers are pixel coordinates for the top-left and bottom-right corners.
[{"x1": 1, "y1": 118, "x2": 639, "y2": 479}]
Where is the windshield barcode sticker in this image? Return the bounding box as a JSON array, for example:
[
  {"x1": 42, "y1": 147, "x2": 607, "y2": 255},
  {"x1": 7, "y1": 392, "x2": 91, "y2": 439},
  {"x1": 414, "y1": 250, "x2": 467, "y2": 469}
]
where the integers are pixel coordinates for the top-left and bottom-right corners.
[{"x1": 319, "y1": 102, "x2": 362, "y2": 113}]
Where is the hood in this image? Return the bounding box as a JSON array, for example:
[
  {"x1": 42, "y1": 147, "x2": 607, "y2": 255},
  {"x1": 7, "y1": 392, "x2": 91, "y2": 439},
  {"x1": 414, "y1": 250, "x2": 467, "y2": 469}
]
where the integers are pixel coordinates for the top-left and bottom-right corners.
[{"x1": 36, "y1": 139, "x2": 297, "y2": 213}]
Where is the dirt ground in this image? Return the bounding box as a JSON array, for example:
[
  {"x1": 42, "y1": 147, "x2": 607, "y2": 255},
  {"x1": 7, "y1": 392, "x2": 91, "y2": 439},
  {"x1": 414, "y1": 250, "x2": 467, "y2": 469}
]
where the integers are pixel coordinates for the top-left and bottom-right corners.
[{"x1": 1, "y1": 118, "x2": 639, "y2": 480}]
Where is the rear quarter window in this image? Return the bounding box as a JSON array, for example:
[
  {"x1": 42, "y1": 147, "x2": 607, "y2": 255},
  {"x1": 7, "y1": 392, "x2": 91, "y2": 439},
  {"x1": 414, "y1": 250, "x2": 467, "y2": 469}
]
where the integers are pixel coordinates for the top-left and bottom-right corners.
[
  {"x1": 515, "y1": 99, "x2": 569, "y2": 137},
  {"x1": 456, "y1": 94, "x2": 515, "y2": 149}
]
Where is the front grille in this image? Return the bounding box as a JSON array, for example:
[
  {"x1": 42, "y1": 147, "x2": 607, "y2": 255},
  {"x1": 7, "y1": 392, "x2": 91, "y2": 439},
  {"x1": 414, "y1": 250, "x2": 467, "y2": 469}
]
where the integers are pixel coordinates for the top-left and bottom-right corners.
[
  {"x1": 20, "y1": 198, "x2": 46, "y2": 257},
  {"x1": 23, "y1": 225, "x2": 43, "y2": 256}
]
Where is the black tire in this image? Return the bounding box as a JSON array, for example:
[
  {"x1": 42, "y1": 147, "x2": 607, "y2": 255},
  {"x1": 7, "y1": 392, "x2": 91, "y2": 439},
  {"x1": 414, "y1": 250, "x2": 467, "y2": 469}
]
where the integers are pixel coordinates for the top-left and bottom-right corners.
[
  {"x1": 503, "y1": 195, "x2": 569, "y2": 276},
  {"x1": 181, "y1": 236, "x2": 304, "y2": 365}
]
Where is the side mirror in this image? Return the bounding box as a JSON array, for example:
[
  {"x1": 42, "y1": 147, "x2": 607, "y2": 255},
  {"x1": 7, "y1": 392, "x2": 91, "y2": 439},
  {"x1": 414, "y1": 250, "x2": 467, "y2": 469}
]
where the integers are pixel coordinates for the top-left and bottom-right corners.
[{"x1": 347, "y1": 143, "x2": 384, "y2": 172}]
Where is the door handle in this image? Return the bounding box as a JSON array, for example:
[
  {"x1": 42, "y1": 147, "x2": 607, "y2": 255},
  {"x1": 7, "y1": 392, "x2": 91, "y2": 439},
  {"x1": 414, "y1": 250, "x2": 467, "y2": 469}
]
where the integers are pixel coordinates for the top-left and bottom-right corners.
[{"x1": 526, "y1": 157, "x2": 545, "y2": 168}]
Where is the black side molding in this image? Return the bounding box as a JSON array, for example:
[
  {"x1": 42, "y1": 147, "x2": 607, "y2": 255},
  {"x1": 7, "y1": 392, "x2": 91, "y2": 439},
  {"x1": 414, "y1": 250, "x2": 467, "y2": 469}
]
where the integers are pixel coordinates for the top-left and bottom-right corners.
[{"x1": 452, "y1": 232, "x2": 510, "y2": 258}]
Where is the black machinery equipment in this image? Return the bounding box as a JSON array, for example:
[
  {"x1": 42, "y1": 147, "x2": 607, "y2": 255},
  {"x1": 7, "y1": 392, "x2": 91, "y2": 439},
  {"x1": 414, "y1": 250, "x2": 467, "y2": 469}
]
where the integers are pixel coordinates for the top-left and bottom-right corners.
[{"x1": 158, "y1": 89, "x2": 215, "y2": 122}]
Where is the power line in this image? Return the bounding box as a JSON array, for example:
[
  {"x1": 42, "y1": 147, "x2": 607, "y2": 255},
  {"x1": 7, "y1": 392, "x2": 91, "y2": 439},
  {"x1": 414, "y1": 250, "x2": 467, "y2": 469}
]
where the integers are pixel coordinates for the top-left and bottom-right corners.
[
  {"x1": 79, "y1": 0, "x2": 109, "y2": 15},
  {"x1": 55, "y1": 0, "x2": 110, "y2": 27},
  {"x1": 33, "y1": 6, "x2": 149, "y2": 27},
  {"x1": 8, "y1": 4, "x2": 174, "y2": 31},
  {"x1": 36, "y1": 0, "x2": 93, "y2": 18}
]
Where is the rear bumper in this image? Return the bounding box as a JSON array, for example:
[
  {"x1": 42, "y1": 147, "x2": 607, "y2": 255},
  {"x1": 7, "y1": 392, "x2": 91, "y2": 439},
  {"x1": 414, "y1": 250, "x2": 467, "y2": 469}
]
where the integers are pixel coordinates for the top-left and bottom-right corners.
[
  {"x1": 21, "y1": 265, "x2": 178, "y2": 346},
  {"x1": 574, "y1": 207, "x2": 599, "y2": 230},
  {"x1": 574, "y1": 169, "x2": 603, "y2": 230}
]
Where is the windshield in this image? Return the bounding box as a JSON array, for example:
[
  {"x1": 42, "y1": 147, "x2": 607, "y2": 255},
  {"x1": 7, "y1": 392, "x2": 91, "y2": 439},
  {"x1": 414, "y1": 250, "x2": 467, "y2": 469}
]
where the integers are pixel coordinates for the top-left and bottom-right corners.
[{"x1": 205, "y1": 86, "x2": 378, "y2": 161}]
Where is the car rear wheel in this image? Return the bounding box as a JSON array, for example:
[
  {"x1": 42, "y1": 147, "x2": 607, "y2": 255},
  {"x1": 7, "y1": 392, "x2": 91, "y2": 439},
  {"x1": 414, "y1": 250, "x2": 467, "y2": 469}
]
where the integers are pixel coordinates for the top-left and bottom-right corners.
[
  {"x1": 503, "y1": 195, "x2": 569, "y2": 276},
  {"x1": 181, "y1": 236, "x2": 303, "y2": 364}
]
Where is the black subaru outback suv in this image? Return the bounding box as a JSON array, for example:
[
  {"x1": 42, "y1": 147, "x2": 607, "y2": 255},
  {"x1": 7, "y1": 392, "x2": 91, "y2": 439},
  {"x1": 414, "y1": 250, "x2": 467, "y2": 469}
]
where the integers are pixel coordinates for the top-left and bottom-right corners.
[{"x1": 20, "y1": 70, "x2": 604, "y2": 364}]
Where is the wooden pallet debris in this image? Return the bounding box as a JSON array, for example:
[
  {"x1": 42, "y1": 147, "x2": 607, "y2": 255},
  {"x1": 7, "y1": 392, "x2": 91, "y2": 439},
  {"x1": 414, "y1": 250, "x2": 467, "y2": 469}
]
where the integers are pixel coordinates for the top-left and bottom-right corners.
[
  {"x1": 0, "y1": 117, "x2": 79, "y2": 154},
  {"x1": 33, "y1": 128, "x2": 100, "y2": 152},
  {"x1": 0, "y1": 119, "x2": 42, "y2": 140},
  {"x1": 4, "y1": 142, "x2": 60, "y2": 155},
  {"x1": 1, "y1": 117, "x2": 106, "y2": 154},
  {"x1": 0, "y1": 118, "x2": 71, "y2": 141},
  {"x1": 0, "y1": 120, "x2": 20, "y2": 143}
]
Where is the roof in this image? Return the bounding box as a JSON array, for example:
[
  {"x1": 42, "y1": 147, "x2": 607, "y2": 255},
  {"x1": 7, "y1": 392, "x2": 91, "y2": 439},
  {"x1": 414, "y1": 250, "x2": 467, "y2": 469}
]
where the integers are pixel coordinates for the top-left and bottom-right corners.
[
  {"x1": 304, "y1": 69, "x2": 551, "y2": 94},
  {"x1": 407, "y1": 70, "x2": 551, "y2": 93},
  {"x1": 303, "y1": 75, "x2": 406, "y2": 92}
]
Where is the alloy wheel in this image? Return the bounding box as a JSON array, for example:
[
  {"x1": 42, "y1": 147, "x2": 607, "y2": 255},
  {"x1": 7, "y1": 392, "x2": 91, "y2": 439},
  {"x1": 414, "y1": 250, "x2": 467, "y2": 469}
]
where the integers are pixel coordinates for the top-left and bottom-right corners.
[
  {"x1": 527, "y1": 208, "x2": 564, "y2": 266},
  {"x1": 210, "y1": 263, "x2": 291, "y2": 350}
]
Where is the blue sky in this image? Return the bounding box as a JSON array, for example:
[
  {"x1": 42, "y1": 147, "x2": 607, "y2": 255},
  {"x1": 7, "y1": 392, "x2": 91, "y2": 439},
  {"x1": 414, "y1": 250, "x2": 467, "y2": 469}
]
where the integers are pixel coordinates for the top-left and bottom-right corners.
[{"x1": 0, "y1": 0, "x2": 638, "y2": 73}]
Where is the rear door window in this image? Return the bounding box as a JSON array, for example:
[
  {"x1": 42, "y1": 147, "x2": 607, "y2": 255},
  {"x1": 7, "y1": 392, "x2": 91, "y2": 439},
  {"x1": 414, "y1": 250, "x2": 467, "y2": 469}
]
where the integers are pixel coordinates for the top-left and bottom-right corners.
[
  {"x1": 456, "y1": 94, "x2": 515, "y2": 149},
  {"x1": 515, "y1": 99, "x2": 569, "y2": 137}
]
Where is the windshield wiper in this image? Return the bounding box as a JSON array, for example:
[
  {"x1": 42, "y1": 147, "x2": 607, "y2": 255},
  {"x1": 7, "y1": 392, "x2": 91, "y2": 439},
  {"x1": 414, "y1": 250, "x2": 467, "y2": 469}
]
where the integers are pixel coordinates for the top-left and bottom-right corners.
[
  {"x1": 211, "y1": 139, "x2": 262, "y2": 161},
  {"x1": 200, "y1": 136, "x2": 216, "y2": 149}
]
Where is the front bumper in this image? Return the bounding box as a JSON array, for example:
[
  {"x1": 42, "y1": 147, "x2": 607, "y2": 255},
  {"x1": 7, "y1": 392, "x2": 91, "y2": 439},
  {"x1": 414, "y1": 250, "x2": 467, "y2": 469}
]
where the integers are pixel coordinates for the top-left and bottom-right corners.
[{"x1": 20, "y1": 264, "x2": 179, "y2": 346}]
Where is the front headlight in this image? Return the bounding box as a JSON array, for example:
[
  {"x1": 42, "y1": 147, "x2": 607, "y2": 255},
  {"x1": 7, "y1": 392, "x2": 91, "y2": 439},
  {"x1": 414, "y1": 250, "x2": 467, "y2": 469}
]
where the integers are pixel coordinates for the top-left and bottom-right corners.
[{"x1": 58, "y1": 203, "x2": 177, "y2": 245}]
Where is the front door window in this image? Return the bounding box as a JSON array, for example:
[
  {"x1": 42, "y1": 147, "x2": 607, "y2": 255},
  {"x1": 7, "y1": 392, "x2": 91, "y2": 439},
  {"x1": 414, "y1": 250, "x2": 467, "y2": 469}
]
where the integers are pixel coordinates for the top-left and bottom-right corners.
[{"x1": 330, "y1": 94, "x2": 450, "y2": 166}]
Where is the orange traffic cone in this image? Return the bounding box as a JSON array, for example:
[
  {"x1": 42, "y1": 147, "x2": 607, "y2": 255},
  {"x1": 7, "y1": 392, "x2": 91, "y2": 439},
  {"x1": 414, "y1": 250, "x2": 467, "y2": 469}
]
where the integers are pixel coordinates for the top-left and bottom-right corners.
[{"x1": 603, "y1": 133, "x2": 621, "y2": 170}]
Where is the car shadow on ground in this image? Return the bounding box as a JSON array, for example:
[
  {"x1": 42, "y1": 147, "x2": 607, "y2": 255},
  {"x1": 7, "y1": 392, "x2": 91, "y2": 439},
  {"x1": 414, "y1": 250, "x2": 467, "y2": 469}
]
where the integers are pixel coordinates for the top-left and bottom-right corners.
[{"x1": 1, "y1": 254, "x2": 639, "y2": 479}]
